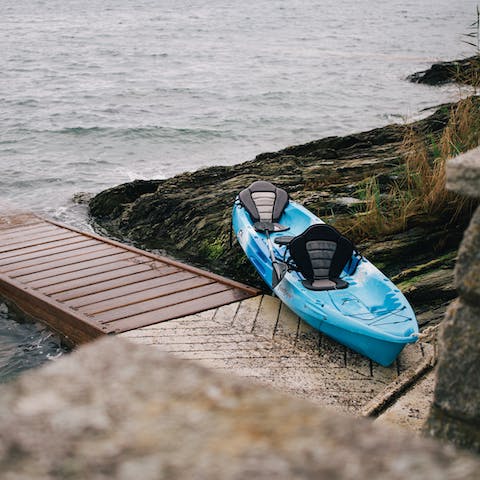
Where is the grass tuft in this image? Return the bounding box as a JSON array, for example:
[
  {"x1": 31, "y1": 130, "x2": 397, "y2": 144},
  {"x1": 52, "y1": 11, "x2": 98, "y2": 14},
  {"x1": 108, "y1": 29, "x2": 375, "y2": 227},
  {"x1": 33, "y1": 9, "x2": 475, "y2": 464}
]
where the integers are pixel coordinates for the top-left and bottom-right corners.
[{"x1": 335, "y1": 97, "x2": 480, "y2": 241}]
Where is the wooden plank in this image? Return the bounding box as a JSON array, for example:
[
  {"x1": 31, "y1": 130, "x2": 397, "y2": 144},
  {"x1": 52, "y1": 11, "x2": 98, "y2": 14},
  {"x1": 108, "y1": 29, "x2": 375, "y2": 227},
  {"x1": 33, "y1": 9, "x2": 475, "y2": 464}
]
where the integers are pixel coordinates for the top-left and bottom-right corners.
[
  {"x1": 19, "y1": 251, "x2": 141, "y2": 285},
  {"x1": 298, "y1": 318, "x2": 321, "y2": 353},
  {"x1": 0, "y1": 231, "x2": 79, "y2": 254},
  {"x1": 78, "y1": 275, "x2": 213, "y2": 315},
  {"x1": 8, "y1": 245, "x2": 121, "y2": 277},
  {"x1": 0, "y1": 223, "x2": 60, "y2": 241},
  {"x1": 0, "y1": 236, "x2": 92, "y2": 260},
  {"x1": 0, "y1": 228, "x2": 73, "y2": 248},
  {"x1": 38, "y1": 260, "x2": 160, "y2": 294},
  {"x1": 0, "y1": 215, "x2": 43, "y2": 231},
  {"x1": 213, "y1": 302, "x2": 241, "y2": 325},
  {"x1": 107, "y1": 288, "x2": 252, "y2": 332},
  {"x1": 0, "y1": 218, "x2": 48, "y2": 233},
  {"x1": 50, "y1": 265, "x2": 178, "y2": 300},
  {"x1": 0, "y1": 238, "x2": 99, "y2": 267},
  {"x1": 65, "y1": 270, "x2": 195, "y2": 308},
  {"x1": 0, "y1": 273, "x2": 107, "y2": 346},
  {"x1": 97, "y1": 282, "x2": 230, "y2": 323},
  {"x1": 43, "y1": 218, "x2": 260, "y2": 296},
  {"x1": 346, "y1": 349, "x2": 372, "y2": 378},
  {"x1": 2, "y1": 243, "x2": 113, "y2": 273}
]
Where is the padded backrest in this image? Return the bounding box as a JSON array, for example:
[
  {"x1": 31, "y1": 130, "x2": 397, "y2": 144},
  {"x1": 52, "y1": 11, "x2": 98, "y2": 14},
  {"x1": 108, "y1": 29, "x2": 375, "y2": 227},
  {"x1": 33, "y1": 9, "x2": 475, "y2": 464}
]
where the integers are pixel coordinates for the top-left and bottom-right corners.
[
  {"x1": 305, "y1": 239, "x2": 337, "y2": 279},
  {"x1": 289, "y1": 224, "x2": 354, "y2": 281},
  {"x1": 238, "y1": 181, "x2": 289, "y2": 223}
]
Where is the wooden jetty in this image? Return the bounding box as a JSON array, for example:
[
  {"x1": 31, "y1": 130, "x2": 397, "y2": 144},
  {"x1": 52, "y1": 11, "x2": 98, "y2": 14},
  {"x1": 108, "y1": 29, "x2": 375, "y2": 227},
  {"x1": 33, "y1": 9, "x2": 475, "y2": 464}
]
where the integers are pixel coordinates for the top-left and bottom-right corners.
[{"x1": 0, "y1": 213, "x2": 259, "y2": 346}]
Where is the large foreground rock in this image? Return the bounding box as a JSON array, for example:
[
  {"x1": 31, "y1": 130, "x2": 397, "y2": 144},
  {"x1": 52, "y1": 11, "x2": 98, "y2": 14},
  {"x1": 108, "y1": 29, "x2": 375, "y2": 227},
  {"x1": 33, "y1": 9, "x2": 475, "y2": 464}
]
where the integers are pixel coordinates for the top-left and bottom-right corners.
[
  {"x1": 0, "y1": 337, "x2": 478, "y2": 479},
  {"x1": 426, "y1": 148, "x2": 480, "y2": 452}
]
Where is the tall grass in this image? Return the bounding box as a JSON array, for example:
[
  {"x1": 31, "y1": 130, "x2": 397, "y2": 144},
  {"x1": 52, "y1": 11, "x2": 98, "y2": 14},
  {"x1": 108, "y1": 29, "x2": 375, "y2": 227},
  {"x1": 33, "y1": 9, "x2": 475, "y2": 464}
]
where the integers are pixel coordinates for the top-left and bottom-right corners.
[
  {"x1": 336, "y1": 97, "x2": 480, "y2": 241},
  {"x1": 462, "y1": 5, "x2": 480, "y2": 54},
  {"x1": 458, "y1": 6, "x2": 480, "y2": 88}
]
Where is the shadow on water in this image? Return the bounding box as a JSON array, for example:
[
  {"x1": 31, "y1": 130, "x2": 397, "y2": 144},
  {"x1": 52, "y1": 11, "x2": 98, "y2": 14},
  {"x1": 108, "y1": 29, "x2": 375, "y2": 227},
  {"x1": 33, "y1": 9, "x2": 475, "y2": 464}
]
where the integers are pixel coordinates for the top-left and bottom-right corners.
[{"x1": 0, "y1": 299, "x2": 69, "y2": 384}]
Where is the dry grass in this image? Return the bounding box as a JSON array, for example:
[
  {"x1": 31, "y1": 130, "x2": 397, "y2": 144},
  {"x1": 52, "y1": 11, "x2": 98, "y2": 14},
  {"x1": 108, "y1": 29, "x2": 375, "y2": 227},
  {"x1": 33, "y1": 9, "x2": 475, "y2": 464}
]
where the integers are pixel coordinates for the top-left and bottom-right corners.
[
  {"x1": 453, "y1": 57, "x2": 480, "y2": 88},
  {"x1": 336, "y1": 97, "x2": 480, "y2": 241}
]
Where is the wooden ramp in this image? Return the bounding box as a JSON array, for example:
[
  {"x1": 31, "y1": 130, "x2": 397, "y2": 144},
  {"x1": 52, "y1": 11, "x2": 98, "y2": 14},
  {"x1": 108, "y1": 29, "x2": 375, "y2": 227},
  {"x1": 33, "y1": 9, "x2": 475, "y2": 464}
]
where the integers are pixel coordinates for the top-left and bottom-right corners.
[{"x1": 0, "y1": 213, "x2": 259, "y2": 346}]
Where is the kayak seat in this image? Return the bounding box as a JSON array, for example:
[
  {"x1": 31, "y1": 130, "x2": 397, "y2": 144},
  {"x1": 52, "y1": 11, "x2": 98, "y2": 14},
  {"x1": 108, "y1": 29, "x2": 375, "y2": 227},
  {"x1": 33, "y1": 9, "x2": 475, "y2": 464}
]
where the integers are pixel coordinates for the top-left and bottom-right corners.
[
  {"x1": 239, "y1": 180, "x2": 290, "y2": 232},
  {"x1": 274, "y1": 236, "x2": 294, "y2": 245},
  {"x1": 288, "y1": 224, "x2": 354, "y2": 291}
]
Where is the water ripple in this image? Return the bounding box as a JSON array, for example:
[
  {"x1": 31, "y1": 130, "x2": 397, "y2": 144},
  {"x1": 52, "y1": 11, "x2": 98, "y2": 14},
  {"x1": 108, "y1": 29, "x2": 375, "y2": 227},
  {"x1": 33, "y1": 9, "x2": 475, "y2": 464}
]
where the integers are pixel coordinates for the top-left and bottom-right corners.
[{"x1": 0, "y1": 302, "x2": 68, "y2": 383}]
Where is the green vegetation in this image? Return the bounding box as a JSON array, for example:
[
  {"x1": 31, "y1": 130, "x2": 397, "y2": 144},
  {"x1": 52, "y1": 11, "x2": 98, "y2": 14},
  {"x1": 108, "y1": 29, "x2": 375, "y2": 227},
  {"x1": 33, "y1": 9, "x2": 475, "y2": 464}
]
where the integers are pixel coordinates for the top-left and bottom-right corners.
[
  {"x1": 335, "y1": 96, "x2": 480, "y2": 241},
  {"x1": 199, "y1": 237, "x2": 225, "y2": 261}
]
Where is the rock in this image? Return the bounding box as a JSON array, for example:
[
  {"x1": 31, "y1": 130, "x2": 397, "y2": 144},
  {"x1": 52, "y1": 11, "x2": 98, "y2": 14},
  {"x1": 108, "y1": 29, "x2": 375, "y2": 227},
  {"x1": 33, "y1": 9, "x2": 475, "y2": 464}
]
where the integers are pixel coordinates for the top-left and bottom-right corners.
[
  {"x1": 426, "y1": 300, "x2": 480, "y2": 452},
  {"x1": 447, "y1": 146, "x2": 480, "y2": 200},
  {"x1": 397, "y1": 269, "x2": 456, "y2": 313},
  {"x1": 431, "y1": 300, "x2": 480, "y2": 420},
  {"x1": 89, "y1": 102, "x2": 466, "y2": 310},
  {"x1": 426, "y1": 149, "x2": 480, "y2": 453},
  {"x1": 448, "y1": 149, "x2": 480, "y2": 304},
  {"x1": 91, "y1": 179, "x2": 163, "y2": 220},
  {"x1": 0, "y1": 336, "x2": 478, "y2": 479},
  {"x1": 408, "y1": 56, "x2": 480, "y2": 86},
  {"x1": 455, "y1": 206, "x2": 480, "y2": 305},
  {"x1": 71, "y1": 192, "x2": 94, "y2": 205}
]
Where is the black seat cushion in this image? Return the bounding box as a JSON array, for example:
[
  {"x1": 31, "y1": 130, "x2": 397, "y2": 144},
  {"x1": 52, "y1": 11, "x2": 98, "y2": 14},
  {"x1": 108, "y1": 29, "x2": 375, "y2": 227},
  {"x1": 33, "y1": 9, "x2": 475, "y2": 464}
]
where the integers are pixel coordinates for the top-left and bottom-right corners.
[
  {"x1": 238, "y1": 181, "x2": 289, "y2": 224},
  {"x1": 274, "y1": 235, "x2": 295, "y2": 245},
  {"x1": 288, "y1": 224, "x2": 353, "y2": 290}
]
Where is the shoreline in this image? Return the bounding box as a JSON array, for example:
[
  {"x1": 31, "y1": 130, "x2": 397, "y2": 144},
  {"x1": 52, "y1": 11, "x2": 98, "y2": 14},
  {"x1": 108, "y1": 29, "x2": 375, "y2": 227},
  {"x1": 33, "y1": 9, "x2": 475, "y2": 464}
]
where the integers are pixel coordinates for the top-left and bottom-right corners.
[
  {"x1": 89, "y1": 97, "x2": 477, "y2": 333},
  {"x1": 408, "y1": 55, "x2": 480, "y2": 86}
]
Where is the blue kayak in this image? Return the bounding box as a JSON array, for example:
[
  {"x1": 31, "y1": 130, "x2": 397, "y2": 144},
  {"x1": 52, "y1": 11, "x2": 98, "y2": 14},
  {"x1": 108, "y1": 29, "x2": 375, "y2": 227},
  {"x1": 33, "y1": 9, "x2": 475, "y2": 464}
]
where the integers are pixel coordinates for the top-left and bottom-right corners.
[{"x1": 232, "y1": 180, "x2": 418, "y2": 366}]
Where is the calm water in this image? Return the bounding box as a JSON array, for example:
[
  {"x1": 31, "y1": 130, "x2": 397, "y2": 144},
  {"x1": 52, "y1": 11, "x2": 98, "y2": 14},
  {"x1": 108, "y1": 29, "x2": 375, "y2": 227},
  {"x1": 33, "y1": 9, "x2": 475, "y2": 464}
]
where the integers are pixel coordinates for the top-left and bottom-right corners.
[{"x1": 0, "y1": 0, "x2": 477, "y2": 380}]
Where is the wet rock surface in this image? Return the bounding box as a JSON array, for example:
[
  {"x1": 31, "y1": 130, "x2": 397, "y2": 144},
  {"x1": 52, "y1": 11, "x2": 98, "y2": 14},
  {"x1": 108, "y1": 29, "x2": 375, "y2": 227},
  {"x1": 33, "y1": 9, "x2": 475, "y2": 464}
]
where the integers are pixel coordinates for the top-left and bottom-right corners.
[
  {"x1": 408, "y1": 55, "x2": 480, "y2": 86},
  {"x1": 90, "y1": 104, "x2": 469, "y2": 331},
  {"x1": 0, "y1": 337, "x2": 478, "y2": 479},
  {"x1": 426, "y1": 148, "x2": 480, "y2": 453}
]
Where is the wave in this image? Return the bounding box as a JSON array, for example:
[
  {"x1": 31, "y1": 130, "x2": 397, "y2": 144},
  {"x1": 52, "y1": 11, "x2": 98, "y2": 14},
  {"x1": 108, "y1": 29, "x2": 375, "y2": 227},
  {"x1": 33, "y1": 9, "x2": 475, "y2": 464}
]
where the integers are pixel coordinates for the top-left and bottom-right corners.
[{"x1": 34, "y1": 125, "x2": 234, "y2": 141}]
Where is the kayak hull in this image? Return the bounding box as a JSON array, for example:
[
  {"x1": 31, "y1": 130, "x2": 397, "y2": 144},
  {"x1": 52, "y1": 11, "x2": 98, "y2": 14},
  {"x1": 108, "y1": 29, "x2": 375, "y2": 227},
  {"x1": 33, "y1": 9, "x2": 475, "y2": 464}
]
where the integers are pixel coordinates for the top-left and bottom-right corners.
[{"x1": 233, "y1": 200, "x2": 418, "y2": 366}]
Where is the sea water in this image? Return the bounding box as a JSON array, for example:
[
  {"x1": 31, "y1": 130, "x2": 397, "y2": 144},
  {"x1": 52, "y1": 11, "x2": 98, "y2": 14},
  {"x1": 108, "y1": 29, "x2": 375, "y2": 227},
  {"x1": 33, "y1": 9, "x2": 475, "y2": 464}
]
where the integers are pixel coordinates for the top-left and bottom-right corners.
[
  {"x1": 0, "y1": 0, "x2": 477, "y2": 380},
  {"x1": 0, "y1": 302, "x2": 66, "y2": 383}
]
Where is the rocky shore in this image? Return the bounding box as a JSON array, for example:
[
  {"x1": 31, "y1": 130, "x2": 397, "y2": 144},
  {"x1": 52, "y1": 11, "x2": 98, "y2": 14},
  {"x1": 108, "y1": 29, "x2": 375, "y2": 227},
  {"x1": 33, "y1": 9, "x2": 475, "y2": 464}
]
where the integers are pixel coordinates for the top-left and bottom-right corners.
[
  {"x1": 408, "y1": 55, "x2": 480, "y2": 86},
  {"x1": 90, "y1": 101, "x2": 476, "y2": 331}
]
